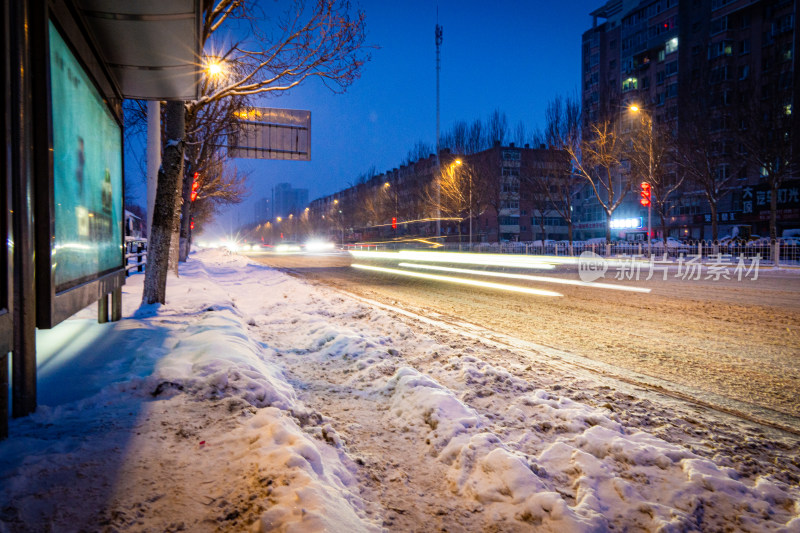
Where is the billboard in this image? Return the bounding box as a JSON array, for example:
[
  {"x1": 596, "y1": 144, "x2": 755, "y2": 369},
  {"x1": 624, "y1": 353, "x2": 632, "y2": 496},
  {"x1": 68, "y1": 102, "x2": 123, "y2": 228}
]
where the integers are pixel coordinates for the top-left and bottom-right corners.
[
  {"x1": 228, "y1": 107, "x2": 310, "y2": 160},
  {"x1": 49, "y1": 21, "x2": 123, "y2": 292}
]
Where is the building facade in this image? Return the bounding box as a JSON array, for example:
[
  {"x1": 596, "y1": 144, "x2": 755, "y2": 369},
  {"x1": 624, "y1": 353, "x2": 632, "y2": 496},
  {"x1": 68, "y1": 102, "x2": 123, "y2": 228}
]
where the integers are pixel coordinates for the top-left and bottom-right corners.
[
  {"x1": 272, "y1": 183, "x2": 309, "y2": 220},
  {"x1": 307, "y1": 144, "x2": 570, "y2": 244},
  {"x1": 581, "y1": 0, "x2": 798, "y2": 240}
]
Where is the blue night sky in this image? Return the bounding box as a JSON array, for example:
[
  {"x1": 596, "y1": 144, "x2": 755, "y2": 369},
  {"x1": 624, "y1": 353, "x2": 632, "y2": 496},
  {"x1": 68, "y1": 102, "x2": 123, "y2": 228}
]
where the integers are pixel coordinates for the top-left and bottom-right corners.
[{"x1": 127, "y1": 1, "x2": 602, "y2": 232}]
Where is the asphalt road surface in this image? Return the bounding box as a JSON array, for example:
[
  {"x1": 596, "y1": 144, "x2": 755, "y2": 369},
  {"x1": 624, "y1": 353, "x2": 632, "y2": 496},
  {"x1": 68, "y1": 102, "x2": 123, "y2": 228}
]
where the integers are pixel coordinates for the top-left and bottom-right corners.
[{"x1": 249, "y1": 250, "x2": 800, "y2": 433}]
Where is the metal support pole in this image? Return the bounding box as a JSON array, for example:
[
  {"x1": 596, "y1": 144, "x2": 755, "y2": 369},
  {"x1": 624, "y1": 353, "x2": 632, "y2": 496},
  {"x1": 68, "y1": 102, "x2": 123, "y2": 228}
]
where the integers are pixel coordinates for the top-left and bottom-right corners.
[
  {"x1": 98, "y1": 294, "x2": 108, "y2": 324},
  {"x1": 146, "y1": 101, "x2": 161, "y2": 237},
  {"x1": 647, "y1": 117, "x2": 653, "y2": 258},
  {"x1": 11, "y1": 0, "x2": 37, "y2": 420},
  {"x1": 110, "y1": 287, "x2": 122, "y2": 322},
  {"x1": 469, "y1": 174, "x2": 472, "y2": 249},
  {"x1": 435, "y1": 22, "x2": 443, "y2": 239}
]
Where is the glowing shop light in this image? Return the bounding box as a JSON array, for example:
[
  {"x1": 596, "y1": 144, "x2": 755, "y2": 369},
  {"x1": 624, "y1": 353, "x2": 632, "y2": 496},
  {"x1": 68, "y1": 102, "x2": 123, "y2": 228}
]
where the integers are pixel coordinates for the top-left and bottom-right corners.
[
  {"x1": 397, "y1": 263, "x2": 651, "y2": 293},
  {"x1": 609, "y1": 217, "x2": 644, "y2": 230},
  {"x1": 351, "y1": 264, "x2": 562, "y2": 297}
]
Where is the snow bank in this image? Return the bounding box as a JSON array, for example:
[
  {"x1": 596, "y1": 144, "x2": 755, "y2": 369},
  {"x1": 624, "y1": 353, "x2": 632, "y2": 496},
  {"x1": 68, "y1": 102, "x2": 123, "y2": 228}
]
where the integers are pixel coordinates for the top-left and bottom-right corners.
[
  {"x1": 0, "y1": 249, "x2": 380, "y2": 533},
  {"x1": 374, "y1": 355, "x2": 800, "y2": 531}
]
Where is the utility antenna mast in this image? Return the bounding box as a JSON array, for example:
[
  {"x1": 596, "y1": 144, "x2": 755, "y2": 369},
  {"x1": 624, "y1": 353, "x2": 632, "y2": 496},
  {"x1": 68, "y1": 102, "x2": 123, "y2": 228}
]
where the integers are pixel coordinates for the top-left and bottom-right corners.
[
  {"x1": 436, "y1": 13, "x2": 442, "y2": 157},
  {"x1": 435, "y1": 10, "x2": 443, "y2": 237}
]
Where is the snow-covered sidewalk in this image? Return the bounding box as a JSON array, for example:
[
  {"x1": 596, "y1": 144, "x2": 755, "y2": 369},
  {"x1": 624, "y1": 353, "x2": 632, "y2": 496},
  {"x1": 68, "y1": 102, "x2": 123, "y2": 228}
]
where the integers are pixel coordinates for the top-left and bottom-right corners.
[{"x1": 1, "y1": 249, "x2": 798, "y2": 532}]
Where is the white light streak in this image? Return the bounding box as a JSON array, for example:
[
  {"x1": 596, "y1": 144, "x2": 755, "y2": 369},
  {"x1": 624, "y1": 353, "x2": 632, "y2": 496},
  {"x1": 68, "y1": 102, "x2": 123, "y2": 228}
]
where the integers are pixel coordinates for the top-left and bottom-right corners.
[
  {"x1": 351, "y1": 264, "x2": 562, "y2": 297},
  {"x1": 349, "y1": 249, "x2": 653, "y2": 270},
  {"x1": 398, "y1": 263, "x2": 651, "y2": 293},
  {"x1": 350, "y1": 250, "x2": 559, "y2": 269}
]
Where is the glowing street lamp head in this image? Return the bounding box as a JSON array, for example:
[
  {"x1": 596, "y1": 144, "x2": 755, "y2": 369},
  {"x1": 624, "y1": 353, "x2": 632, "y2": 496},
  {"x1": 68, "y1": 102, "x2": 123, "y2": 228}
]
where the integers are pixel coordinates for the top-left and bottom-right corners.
[
  {"x1": 206, "y1": 59, "x2": 224, "y2": 77},
  {"x1": 455, "y1": 159, "x2": 462, "y2": 165},
  {"x1": 629, "y1": 104, "x2": 640, "y2": 112}
]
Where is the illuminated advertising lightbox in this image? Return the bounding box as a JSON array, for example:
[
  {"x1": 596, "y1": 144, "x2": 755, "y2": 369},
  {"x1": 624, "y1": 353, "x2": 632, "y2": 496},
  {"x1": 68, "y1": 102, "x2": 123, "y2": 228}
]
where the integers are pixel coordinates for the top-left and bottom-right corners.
[
  {"x1": 609, "y1": 217, "x2": 644, "y2": 230},
  {"x1": 49, "y1": 21, "x2": 123, "y2": 292}
]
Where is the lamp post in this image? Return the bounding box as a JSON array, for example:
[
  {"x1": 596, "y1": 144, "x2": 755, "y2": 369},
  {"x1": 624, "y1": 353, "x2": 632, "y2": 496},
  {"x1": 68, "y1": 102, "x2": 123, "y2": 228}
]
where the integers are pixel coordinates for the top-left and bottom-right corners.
[
  {"x1": 630, "y1": 105, "x2": 652, "y2": 257},
  {"x1": 384, "y1": 181, "x2": 398, "y2": 234}
]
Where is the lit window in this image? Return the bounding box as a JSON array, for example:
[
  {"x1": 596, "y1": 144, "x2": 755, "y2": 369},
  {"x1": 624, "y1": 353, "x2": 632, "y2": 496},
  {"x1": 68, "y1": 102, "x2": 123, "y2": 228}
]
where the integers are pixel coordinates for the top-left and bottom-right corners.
[
  {"x1": 622, "y1": 77, "x2": 638, "y2": 91},
  {"x1": 665, "y1": 37, "x2": 678, "y2": 54}
]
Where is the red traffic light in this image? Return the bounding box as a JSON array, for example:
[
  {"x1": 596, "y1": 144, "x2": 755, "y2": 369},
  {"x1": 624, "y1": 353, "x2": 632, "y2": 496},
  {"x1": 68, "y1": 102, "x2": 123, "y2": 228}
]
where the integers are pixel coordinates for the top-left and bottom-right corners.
[
  {"x1": 391, "y1": 216, "x2": 397, "y2": 229},
  {"x1": 190, "y1": 172, "x2": 200, "y2": 202},
  {"x1": 640, "y1": 182, "x2": 651, "y2": 206}
]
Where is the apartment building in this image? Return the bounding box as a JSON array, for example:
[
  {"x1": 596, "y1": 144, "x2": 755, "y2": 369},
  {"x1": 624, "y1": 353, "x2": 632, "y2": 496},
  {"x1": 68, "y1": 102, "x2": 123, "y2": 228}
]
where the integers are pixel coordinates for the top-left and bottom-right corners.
[
  {"x1": 581, "y1": 0, "x2": 798, "y2": 240},
  {"x1": 307, "y1": 144, "x2": 569, "y2": 244}
]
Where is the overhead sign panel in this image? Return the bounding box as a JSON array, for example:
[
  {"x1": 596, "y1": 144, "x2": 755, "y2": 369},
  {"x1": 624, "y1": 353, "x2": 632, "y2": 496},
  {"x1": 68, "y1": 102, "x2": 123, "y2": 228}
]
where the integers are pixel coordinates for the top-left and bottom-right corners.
[{"x1": 229, "y1": 107, "x2": 311, "y2": 161}]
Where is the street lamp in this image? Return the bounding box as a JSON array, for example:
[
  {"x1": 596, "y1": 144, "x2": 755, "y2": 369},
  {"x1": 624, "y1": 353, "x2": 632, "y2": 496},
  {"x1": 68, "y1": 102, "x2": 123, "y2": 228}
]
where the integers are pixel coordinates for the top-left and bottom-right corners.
[
  {"x1": 205, "y1": 57, "x2": 225, "y2": 78},
  {"x1": 629, "y1": 104, "x2": 652, "y2": 257},
  {"x1": 384, "y1": 181, "x2": 398, "y2": 232}
]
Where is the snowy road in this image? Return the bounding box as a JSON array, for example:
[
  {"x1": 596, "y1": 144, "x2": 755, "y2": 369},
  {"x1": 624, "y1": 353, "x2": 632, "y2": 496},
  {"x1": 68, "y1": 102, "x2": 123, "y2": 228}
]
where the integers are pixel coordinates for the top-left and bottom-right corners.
[{"x1": 250, "y1": 251, "x2": 800, "y2": 433}]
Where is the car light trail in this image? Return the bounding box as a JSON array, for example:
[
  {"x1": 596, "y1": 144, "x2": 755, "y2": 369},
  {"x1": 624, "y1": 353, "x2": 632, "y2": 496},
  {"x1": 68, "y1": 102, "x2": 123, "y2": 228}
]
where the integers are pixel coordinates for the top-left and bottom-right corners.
[
  {"x1": 351, "y1": 264, "x2": 562, "y2": 297},
  {"x1": 350, "y1": 249, "x2": 654, "y2": 270},
  {"x1": 397, "y1": 263, "x2": 652, "y2": 293},
  {"x1": 349, "y1": 250, "x2": 558, "y2": 269}
]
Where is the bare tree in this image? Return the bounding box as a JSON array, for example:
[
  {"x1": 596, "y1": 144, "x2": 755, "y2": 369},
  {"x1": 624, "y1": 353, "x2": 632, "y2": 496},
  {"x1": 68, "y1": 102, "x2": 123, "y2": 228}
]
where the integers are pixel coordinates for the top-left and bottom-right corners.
[
  {"x1": 513, "y1": 120, "x2": 528, "y2": 147},
  {"x1": 403, "y1": 141, "x2": 434, "y2": 165},
  {"x1": 466, "y1": 119, "x2": 486, "y2": 154},
  {"x1": 536, "y1": 95, "x2": 582, "y2": 246},
  {"x1": 676, "y1": 102, "x2": 738, "y2": 241},
  {"x1": 180, "y1": 92, "x2": 249, "y2": 260},
  {"x1": 486, "y1": 109, "x2": 509, "y2": 146},
  {"x1": 448, "y1": 121, "x2": 469, "y2": 154},
  {"x1": 142, "y1": 0, "x2": 369, "y2": 304},
  {"x1": 734, "y1": 72, "x2": 797, "y2": 241},
  {"x1": 142, "y1": 101, "x2": 185, "y2": 304},
  {"x1": 566, "y1": 118, "x2": 631, "y2": 243},
  {"x1": 628, "y1": 111, "x2": 682, "y2": 243},
  {"x1": 422, "y1": 160, "x2": 481, "y2": 243},
  {"x1": 527, "y1": 176, "x2": 550, "y2": 241}
]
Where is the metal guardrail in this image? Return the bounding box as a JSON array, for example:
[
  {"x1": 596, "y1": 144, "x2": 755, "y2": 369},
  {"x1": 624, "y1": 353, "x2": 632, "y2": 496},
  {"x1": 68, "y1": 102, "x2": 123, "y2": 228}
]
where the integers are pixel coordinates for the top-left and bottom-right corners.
[{"x1": 125, "y1": 237, "x2": 147, "y2": 274}]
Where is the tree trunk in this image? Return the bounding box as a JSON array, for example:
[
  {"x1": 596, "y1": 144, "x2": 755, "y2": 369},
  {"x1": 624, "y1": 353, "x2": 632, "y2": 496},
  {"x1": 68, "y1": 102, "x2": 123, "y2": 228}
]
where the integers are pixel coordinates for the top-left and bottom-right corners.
[
  {"x1": 770, "y1": 178, "x2": 778, "y2": 241},
  {"x1": 169, "y1": 207, "x2": 180, "y2": 274},
  {"x1": 659, "y1": 210, "x2": 668, "y2": 244},
  {"x1": 709, "y1": 201, "x2": 718, "y2": 241},
  {"x1": 142, "y1": 101, "x2": 185, "y2": 305},
  {"x1": 605, "y1": 211, "x2": 612, "y2": 243},
  {"x1": 179, "y1": 169, "x2": 193, "y2": 261}
]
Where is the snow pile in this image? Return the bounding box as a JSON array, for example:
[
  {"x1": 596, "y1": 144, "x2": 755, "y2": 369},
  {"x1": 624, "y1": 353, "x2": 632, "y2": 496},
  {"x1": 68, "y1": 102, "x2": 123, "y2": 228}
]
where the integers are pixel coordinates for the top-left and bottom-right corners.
[
  {"x1": 145, "y1": 310, "x2": 296, "y2": 411},
  {"x1": 372, "y1": 355, "x2": 800, "y2": 531},
  {"x1": 0, "y1": 249, "x2": 380, "y2": 533}
]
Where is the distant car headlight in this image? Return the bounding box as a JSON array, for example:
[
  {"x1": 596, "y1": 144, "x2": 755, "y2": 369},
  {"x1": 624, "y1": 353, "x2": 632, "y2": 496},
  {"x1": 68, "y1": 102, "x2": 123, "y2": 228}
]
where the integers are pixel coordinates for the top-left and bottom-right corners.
[{"x1": 304, "y1": 240, "x2": 335, "y2": 252}]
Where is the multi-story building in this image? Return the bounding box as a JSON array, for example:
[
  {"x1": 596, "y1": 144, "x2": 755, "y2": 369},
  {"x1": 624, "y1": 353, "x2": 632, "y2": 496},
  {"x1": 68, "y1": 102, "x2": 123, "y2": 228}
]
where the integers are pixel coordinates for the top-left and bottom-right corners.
[
  {"x1": 581, "y1": 0, "x2": 798, "y2": 240},
  {"x1": 272, "y1": 182, "x2": 309, "y2": 220},
  {"x1": 253, "y1": 197, "x2": 272, "y2": 224},
  {"x1": 307, "y1": 144, "x2": 569, "y2": 244}
]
